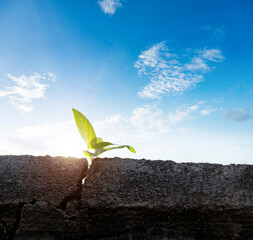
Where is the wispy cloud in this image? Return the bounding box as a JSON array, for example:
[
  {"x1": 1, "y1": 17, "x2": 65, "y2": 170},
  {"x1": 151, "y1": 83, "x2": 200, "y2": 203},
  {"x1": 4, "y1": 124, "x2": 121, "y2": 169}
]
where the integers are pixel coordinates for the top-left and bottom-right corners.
[
  {"x1": 98, "y1": 0, "x2": 122, "y2": 15},
  {"x1": 200, "y1": 107, "x2": 218, "y2": 116},
  {"x1": 130, "y1": 105, "x2": 169, "y2": 136},
  {"x1": 168, "y1": 110, "x2": 190, "y2": 124},
  {"x1": 168, "y1": 104, "x2": 199, "y2": 124},
  {"x1": 223, "y1": 108, "x2": 252, "y2": 122},
  {"x1": 184, "y1": 56, "x2": 210, "y2": 71},
  {"x1": 0, "y1": 72, "x2": 56, "y2": 112},
  {"x1": 94, "y1": 102, "x2": 216, "y2": 139},
  {"x1": 199, "y1": 48, "x2": 224, "y2": 62},
  {"x1": 134, "y1": 41, "x2": 224, "y2": 99},
  {"x1": 168, "y1": 101, "x2": 219, "y2": 124},
  {"x1": 93, "y1": 105, "x2": 169, "y2": 140}
]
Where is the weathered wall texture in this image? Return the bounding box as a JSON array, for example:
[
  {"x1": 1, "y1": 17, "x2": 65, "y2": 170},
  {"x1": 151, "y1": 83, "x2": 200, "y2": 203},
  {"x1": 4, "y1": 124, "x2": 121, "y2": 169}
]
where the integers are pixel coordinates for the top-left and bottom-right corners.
[
  {"x1": 0, "y1": 155, "x2": 88, "y2": 240},
  {"x1": 1, "y1": 156, "x2": 253, "y2": 240}
]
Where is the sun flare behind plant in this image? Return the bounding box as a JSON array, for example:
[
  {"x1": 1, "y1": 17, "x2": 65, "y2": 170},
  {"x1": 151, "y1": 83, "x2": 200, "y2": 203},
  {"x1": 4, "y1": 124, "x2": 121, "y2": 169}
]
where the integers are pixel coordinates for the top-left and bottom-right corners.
[{"x1": 72, "y1": 108, "x2": 136, "y2": 166}]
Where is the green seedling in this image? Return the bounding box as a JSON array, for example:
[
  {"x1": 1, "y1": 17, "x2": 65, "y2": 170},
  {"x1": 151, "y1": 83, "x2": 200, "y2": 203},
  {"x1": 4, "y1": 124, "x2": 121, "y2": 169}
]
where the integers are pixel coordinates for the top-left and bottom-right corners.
[{"x1": 72, "y1": 108, "x2": 136, "y2": 166}]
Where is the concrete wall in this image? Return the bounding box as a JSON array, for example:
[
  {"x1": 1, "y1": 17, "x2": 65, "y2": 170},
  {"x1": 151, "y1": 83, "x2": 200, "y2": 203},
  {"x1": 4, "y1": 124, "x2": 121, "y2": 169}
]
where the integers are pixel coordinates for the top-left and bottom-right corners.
[{"x1": 1, "y1": 155, "x2": 253, "y2": 240}]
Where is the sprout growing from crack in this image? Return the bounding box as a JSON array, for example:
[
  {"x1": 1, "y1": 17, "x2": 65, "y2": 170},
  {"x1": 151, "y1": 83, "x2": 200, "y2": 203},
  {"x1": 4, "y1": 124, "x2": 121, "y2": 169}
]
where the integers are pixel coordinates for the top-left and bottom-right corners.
[{"x1": 72, "y1": 108, "x2": 136, "y2": 166}]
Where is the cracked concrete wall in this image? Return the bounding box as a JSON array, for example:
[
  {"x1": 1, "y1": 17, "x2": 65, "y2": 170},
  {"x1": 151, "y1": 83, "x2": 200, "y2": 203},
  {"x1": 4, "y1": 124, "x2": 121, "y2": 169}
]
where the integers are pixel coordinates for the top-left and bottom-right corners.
[
  {"x1": 1, "y1": 156, "x2": 253, "y2": 240},
  {"x1": 0, "y1": 155, "x2": 88, "y2": 240},
  {"x1": 77, "y1": 158, "x2": 253, "y2": 239}
]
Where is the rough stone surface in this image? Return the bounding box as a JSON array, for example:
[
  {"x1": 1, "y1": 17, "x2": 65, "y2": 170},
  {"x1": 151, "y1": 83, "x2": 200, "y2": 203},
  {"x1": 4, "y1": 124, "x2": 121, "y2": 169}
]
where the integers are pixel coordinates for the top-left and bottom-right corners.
[
  {"x1": 15, "y1": 202, "x2": 83, "y2": 240},
  {"x1": 0, "y1": 203, "x2": 20, "y2": 240},
  {"x1": 81, "y1": 158, "x2": 253, "y2": 208},
  {"x1": 2, "y1": 156, "x2": 253, "y2": 239},
  {"x1": 0, "y1": 155, "x2": 88, "y2": 240},
  {"x1": 76, "y1": 158, "x2": 253, "y2": 239},
  {"x1": 0, "y1": 155, "x2": 88, "y2": 206}
]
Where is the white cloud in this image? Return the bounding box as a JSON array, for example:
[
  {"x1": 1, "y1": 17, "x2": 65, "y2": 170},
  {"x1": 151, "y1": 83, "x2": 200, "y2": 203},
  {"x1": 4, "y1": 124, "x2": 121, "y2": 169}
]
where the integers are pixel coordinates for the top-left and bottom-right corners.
[
  {"x1": 94, "y1": 103, "x2": 217, "y2": 141},
  {"x1": 93, "y1": 114, "x2": 132, "y2": 139},
  {"x1": 223, "y1": 108, "x2": 252, "y2": 122},
  {"x1": 168, "y1": 102, "x2": 219, "y2": 124},
  {"x1": 12, "y1": 103, "x2": 34, "y2": 112},
  {"x1": 198, "y1": 100, "x2": 205, "y2": 105},
  {"x1": 94, "y1": 105, "x2": 169, "y2": 141},
  {"x1": 134, "y1": 42, "x2": 172, "y2": 74},
  {"x1": 0, "y1": 72, "x2": 56, "y2": 112},
  {"x1": 47, "y1": 72, "x2": 56, "y2": 82},
  {"x1": 200, "y1": 49, "x2": 225, "y2": 62},
  {"x1": 168, "y1": 110, "x2": 189, "y2": 124},
  {"x1": 168, "y1": 104, "x2": 199, "y2": 124},
  {"x1": 130, "y1": 105, "x2": 169, "y2": 136},
  {"x1": 135, "y1": 42, "x2": 224, "y2": 99},
  {"x1": 200, "y1": 107, "x2": 218, "y2": 116},
  {"x1": 98, "y1": 0, "x2": 122, "y2": 15},
  {"x1": 93, "y1": 114, "x2": 122, "y2": 130},
  {"x1": 185, "y1": 57, "x2": 210, "y2": 71},
  {"x1": 188, "y1": 104, "x2": 199, "y2": 111}
]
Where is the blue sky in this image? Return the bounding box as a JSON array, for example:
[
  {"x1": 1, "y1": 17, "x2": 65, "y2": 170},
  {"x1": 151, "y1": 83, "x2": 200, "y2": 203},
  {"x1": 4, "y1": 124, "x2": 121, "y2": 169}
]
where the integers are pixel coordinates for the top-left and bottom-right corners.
[{"x1": 0, "y1": 0, "x2": 252, "y2": 164}]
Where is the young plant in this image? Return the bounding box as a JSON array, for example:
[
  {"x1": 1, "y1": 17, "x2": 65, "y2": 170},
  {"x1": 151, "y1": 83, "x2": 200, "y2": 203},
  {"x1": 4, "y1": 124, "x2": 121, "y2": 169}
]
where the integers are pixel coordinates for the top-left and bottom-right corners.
[{"x1": 72, "y1": 108, "x2": 136, "y2": 166}]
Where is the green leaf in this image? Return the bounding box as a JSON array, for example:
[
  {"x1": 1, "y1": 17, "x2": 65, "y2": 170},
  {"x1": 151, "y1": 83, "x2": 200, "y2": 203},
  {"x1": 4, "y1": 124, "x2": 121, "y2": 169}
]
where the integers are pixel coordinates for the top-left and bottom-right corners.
[
  {"x1": 96, "y1": 137, "x2": 103, "y2": 143},
  {"x1": 83, "y1": 150, "x2": 94, "y2": 158},
  {"x1": 90, "y1": 137, "x2": 114, "y2": 150},
  {"x1": 90, "y1": 137, "x2": 104, "y2": 149},
  {"x1": 94, "y1": 141, "x2": 115, "y2": 149},
  {"x1": 94, "y1": 148, "x2": 104, "y2": 156},
  {"x1": 72, "y1": 108, "x2": 96, "y2": 149},
  {"x1": 103, "y1": 145, "x2": 136, "y2": 153}
]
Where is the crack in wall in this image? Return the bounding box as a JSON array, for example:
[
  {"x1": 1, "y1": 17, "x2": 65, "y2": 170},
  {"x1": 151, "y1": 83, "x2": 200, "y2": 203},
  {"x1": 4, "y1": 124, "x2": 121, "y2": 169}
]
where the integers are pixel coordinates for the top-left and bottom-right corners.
[
  {"x1": 58, "y1": 162, "x2": 87, "y2": 210},
  {"x1": 2, "y1": 156, "x2": 253, "y2": 239},
  {"x1": 8, "y1": 202, "x2": 24, "y2": 240},
  {"x1": 1, "y1": 156, "x2": 88, "y2": 240},
  {"x1": 8, "y1": 199, "x2": 37, "y2": 240}
]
